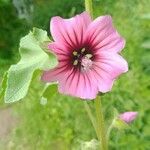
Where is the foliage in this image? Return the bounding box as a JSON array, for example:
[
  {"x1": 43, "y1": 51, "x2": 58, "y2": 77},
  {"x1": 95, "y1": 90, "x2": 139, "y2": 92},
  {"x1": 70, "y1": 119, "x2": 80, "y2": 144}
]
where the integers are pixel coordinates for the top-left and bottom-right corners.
[{"x1": 2, "y1": 28, "x2": 57, "y2": 103}]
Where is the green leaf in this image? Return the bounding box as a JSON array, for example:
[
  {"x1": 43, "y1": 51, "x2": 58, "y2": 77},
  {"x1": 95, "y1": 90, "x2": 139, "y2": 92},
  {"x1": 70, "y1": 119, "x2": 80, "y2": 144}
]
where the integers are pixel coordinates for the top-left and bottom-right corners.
[
  {"x1": 113, "y1": 119, "x2": 129, "y2": 130},
  {"x1": 0, "y1": 72, "x2": 7, "y2": 100},
  {"x1": 39, "y1": 83, "x2": 58, "y2": 106},
  {"x1": 4, "y1": 27, "x2": 57, "y2": 103},
  {"x1": 42, "y1": 84, "x2": 58, "y2": 99}
]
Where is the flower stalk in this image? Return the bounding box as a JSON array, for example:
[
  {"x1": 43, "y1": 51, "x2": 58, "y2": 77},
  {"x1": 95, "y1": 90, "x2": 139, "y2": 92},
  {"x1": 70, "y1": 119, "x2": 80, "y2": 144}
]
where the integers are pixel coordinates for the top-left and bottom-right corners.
[
  {"x1": 85, "y1": 0, "x2": 93, "y2": 18},
  {"x1": 94, "y1": 96, "x2": 108, "y2": 150}
]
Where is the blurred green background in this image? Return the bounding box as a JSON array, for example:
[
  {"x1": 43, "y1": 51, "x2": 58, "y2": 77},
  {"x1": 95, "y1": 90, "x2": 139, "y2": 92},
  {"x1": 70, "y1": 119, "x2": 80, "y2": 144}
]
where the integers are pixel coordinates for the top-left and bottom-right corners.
[{"x1": 0, "y1": 0, "x2": 150, "y2": 149}]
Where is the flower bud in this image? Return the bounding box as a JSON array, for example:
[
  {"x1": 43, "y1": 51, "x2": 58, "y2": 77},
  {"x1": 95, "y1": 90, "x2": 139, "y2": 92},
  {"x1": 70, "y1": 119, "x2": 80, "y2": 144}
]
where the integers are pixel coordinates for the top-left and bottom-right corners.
[{"x1": 119, "y1": 111, "x2": 138, "y2": 124}]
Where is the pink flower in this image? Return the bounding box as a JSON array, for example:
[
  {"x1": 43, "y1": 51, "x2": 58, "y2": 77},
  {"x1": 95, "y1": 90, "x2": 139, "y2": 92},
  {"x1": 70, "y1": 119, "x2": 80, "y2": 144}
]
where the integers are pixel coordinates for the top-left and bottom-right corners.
[
  {"x1": 119, "y1": 112, "x2": 138, "y2": 123},
  {"x1": 42, "y1": 12, "x2": 128, "y2": 99}
]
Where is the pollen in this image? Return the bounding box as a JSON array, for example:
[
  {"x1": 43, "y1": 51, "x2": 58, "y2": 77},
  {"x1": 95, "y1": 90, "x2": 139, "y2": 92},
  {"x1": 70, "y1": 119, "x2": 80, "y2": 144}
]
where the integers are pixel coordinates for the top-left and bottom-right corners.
[
  {"x1": 73, "y1": 60, "x2": 78, "y2": 65},
  {"x1": 81, "y1": 48, "x2": 86, "y2": 53},
  {"x1": 73, "y1": 51, "x2": 78, "y2": 56},
  {"x1": 86, "y1": 54, "x2": 92, "y2": 59}
]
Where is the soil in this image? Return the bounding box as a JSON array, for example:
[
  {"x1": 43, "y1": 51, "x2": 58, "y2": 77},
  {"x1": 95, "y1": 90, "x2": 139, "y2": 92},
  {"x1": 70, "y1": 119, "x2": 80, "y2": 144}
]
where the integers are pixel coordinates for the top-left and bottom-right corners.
[{"x1": 0, "y1": 107, "x2": 18, "y2": 149}]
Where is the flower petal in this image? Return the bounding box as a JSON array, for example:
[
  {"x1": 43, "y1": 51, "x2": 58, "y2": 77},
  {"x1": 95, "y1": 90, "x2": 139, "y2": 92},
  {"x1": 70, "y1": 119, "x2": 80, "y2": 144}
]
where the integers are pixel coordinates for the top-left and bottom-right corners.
[
  {"x1": 92, "y1": 52, "x2": 128, "y2": 92},
  {"x1": 42, "y1": 63, "x2": 98, "y2": 100},
  {"x1": 91, "y1": 67, "x2": 115, "y2": 93},
  {"x1": 48, "y1": 42, "x2": 71, "y2": 62},
  {"x1": 85, "y1": 15, "x2": 125, "y2": 53},
  {"x1": 50, "y1": 12, "x2": 92, "y2": 50},
  {"x1": 41, "y1": 62, "x2": 69, "y2": 82},
  {"x1": 48, "y1": 42, "x2": 69, "y2": 54},
  {"x1": 58, "y1": 69, "x2": 98, "y2": 100}
]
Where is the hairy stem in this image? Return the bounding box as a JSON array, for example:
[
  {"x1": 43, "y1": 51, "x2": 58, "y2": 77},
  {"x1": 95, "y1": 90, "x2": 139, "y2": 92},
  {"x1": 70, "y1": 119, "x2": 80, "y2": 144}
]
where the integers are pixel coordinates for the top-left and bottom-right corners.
[
  {"x1": 94, "y1": 96, "x2": 108, "y2": 150},
  {"x1": 85, "y1": 0, "x2": 93, "y2": 18}
]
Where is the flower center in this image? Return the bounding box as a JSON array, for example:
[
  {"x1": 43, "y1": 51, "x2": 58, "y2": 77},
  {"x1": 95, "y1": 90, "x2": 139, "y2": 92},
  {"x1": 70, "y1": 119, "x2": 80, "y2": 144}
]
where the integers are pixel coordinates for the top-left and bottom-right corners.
[
  {"x1": 81, "y1": 56, "x2": 93, "y2": 70},
  {"x1": 72, "y1": 48, "x2": 93, "y2": 71}
]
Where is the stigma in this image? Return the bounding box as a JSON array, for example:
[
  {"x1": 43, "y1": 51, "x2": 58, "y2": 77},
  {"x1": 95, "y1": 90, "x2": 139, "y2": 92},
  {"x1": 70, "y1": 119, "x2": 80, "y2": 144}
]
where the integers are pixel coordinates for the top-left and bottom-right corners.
[{"x1": 81, "y1": 56, "x2": 93, "y2": 71}]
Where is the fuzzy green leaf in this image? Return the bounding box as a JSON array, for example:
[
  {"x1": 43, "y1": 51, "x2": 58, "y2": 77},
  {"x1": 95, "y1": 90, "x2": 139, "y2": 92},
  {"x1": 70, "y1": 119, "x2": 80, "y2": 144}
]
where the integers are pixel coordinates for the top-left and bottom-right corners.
[
  {"x1": 4, "y1": 27, "x2": 57, "y2": 103},
  {"x1": 113, "y1": 119, "x2": 129, "y2": 130},
  {"x1": 0, "y1": 72, "x2": 7, "y2": 100}
]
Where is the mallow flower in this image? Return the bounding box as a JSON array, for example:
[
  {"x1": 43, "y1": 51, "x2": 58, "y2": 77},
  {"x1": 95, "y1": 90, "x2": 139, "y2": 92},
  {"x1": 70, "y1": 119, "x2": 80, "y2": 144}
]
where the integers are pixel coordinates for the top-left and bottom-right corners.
[
  {"x1": 119, "y1": 111, "x2": 138, "y2": 123},
  {"x1": 42, "y1": 12, "x2": 128, "y2": 99}
]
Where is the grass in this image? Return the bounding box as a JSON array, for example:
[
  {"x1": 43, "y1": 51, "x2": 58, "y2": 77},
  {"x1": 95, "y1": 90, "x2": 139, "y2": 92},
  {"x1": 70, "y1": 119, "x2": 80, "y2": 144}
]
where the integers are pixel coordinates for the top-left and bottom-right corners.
[{"x1": 0, "y1": 0, "x2": 150, "y2": 149}]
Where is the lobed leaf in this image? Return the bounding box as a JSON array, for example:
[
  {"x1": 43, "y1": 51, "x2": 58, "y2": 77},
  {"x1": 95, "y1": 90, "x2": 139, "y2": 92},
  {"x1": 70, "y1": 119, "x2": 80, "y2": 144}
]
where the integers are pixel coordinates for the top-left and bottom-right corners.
[{"x1": 3, "y1": 28, "x2": 57, "y2": 103}]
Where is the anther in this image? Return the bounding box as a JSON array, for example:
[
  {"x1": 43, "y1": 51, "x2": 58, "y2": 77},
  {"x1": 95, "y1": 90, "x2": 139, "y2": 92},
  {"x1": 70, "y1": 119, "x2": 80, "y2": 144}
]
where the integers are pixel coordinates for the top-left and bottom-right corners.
[
  {"x1": 73, "y1": 60, "x2": 78, "y2": 65},
  {"x1": 85, "y1": 54, "x2": 92, "y2": 59},
  {"x1": 81, "y1": 48, "x2": 86, "y2": 53},
  {"x1": 73, "y1": 51, "x2": 78, "y2": 56}
]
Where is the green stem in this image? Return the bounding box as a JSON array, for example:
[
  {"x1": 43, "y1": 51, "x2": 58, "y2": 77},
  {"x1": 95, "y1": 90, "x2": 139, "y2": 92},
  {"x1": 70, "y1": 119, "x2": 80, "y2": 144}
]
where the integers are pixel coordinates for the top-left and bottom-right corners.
[
  {"x1": 83, "y1": 101, "x2": 98, "y2": 137},
  {"x1": 94, "y1": 96, "x2": 108, "y2": 150},
  {"x1": 85, "y1": 0, "x2": 93, "y2": 18},
  {"x1": 106, "y1": 120, "x2": 114, "y2": 141}
]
